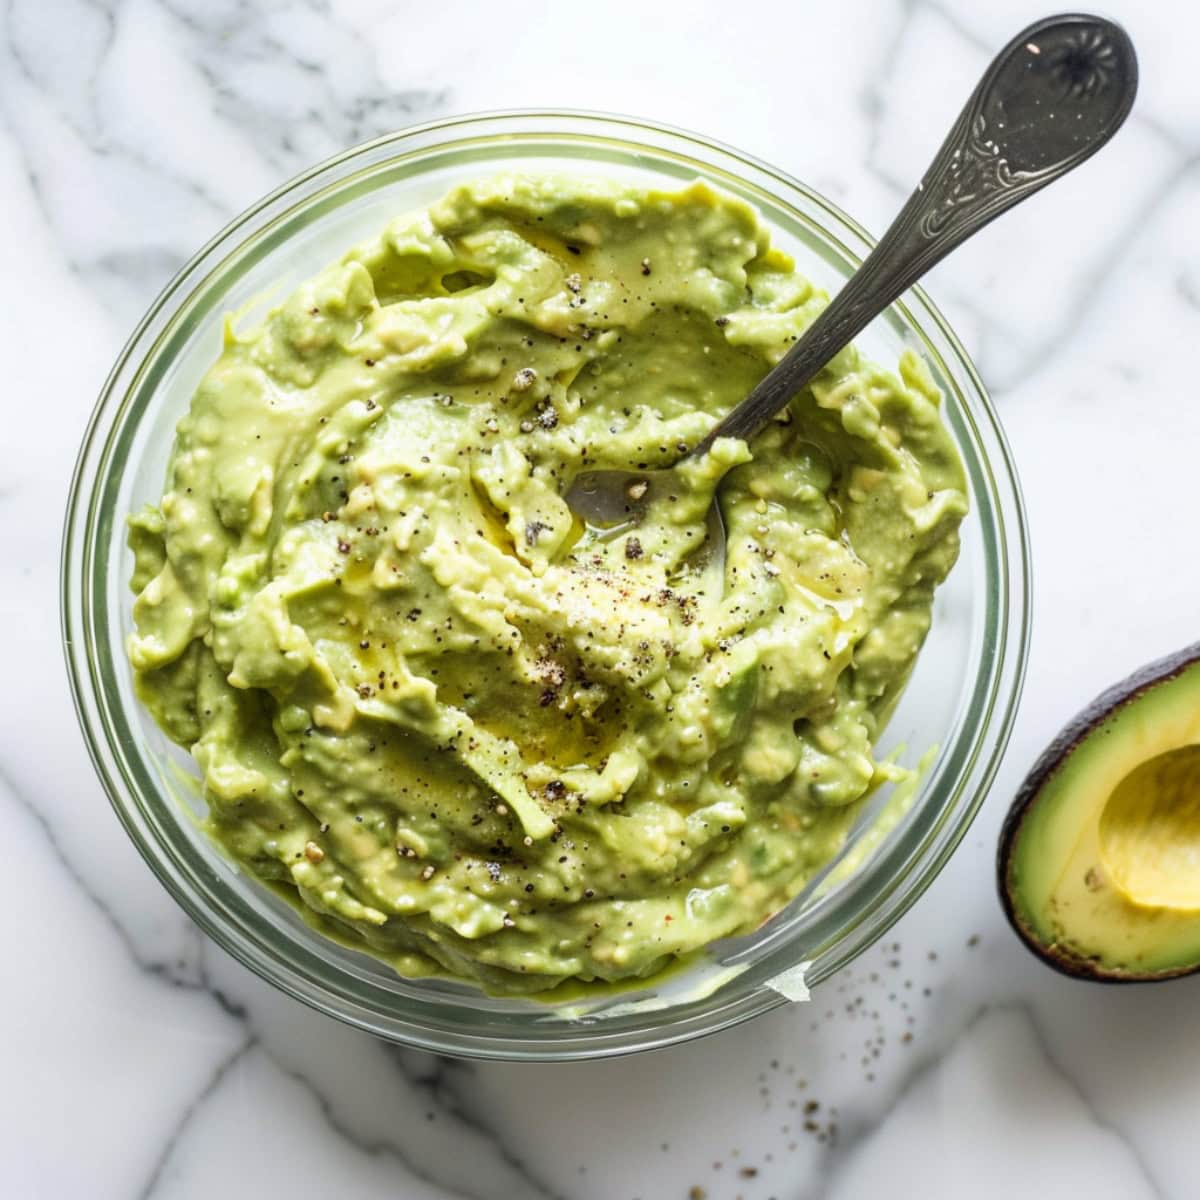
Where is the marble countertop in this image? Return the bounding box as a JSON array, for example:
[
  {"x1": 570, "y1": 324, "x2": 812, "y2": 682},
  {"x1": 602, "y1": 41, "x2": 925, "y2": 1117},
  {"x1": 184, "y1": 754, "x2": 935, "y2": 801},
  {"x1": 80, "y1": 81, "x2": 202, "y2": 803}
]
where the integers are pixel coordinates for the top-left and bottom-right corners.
[{"x1": 5, "y1": 1, "x2": 1200, "y2": 1196}]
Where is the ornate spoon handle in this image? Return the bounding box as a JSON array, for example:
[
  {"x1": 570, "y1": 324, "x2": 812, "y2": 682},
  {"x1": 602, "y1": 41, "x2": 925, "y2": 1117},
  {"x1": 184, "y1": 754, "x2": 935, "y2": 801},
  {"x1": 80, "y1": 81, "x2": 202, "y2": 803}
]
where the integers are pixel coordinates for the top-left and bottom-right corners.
[{"x1": 700, "y1": 13, "x2": 1137, "y2": 451}]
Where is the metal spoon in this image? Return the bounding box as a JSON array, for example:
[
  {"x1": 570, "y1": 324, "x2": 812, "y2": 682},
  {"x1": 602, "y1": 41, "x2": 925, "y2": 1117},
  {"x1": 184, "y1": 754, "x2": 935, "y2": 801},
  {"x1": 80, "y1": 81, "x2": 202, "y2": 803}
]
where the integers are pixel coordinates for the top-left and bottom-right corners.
[{"x1": 565, "y1": 13, "x2": 1137, "y2": 563}]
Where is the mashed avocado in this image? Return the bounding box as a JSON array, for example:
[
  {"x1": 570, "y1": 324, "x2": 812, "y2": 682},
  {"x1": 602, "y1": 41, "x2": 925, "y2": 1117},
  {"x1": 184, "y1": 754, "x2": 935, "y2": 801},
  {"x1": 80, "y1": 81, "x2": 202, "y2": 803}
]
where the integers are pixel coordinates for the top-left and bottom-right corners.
[{"x1": 128, "y1": 174, "x2": 966, "y2": 995}]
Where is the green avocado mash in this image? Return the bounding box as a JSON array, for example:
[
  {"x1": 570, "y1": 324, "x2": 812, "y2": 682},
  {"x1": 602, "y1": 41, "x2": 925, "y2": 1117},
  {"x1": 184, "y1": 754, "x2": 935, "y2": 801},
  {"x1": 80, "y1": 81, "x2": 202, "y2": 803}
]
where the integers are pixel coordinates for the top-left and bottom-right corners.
[{"x1": 128, "y1": 174, "x2": 966, "y2": 995}]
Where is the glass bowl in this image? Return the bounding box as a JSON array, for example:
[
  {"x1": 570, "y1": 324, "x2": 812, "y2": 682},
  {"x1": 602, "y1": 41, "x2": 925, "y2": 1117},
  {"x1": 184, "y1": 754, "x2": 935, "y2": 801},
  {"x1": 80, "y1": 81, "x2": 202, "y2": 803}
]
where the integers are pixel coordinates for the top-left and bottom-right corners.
[{"x1": 62, "y1": 111, "x2": 1029, "y2": 1060}]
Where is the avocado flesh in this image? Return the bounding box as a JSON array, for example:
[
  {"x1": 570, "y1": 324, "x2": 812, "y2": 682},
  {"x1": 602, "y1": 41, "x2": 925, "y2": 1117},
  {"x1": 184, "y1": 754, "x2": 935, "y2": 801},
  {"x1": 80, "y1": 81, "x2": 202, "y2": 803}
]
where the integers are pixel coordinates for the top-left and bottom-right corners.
[{"x1": 1000, "y1": 647, "x2": 1200, "y2": 981}]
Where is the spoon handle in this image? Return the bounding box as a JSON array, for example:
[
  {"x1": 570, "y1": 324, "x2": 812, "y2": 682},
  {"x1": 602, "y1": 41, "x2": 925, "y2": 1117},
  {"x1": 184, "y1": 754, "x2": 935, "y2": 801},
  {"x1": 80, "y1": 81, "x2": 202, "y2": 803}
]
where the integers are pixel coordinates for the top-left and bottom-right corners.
[{"x1": 698, "y1": 13, "x2": 1137, "y2": 452}]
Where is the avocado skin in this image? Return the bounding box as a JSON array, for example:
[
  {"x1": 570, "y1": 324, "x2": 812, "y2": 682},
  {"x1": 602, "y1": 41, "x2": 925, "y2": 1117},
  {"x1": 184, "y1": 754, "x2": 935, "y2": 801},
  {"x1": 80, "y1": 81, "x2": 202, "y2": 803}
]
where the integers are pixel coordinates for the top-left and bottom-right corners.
[{"x1": 996, "y1": 642, "x2": 1200, "y2": 983}]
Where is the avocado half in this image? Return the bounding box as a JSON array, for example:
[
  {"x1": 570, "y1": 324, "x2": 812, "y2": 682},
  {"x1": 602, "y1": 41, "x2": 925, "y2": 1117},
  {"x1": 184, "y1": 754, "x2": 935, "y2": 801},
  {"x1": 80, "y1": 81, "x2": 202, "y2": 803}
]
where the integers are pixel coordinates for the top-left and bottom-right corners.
[{"x1": 999, "y1": 644, "x2": 1200, "y2": 982}]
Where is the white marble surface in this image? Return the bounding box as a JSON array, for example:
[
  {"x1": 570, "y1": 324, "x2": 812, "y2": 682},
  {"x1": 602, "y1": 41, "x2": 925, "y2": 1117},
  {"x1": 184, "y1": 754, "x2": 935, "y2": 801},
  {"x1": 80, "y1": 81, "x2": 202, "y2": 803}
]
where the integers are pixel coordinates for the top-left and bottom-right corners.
[{"x1": 4, "y1": 1, "x2": 1200, "y2": 1196}]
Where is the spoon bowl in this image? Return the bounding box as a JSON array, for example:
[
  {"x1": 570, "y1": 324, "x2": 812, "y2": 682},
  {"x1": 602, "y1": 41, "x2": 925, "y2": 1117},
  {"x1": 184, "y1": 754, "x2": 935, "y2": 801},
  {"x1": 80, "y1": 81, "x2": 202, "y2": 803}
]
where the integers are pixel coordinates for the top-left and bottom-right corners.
[{"x1": 565, "y1": 466, "x2": 729, "y2": 576}]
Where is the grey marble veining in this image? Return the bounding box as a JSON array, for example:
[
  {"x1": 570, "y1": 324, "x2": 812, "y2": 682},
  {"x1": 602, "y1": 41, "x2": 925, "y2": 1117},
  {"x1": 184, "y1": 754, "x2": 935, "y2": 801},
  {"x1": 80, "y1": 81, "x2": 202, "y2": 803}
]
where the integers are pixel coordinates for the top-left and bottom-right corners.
[{"x1": 5, "y1": 1, "x2": 1200, "y2": 1197}]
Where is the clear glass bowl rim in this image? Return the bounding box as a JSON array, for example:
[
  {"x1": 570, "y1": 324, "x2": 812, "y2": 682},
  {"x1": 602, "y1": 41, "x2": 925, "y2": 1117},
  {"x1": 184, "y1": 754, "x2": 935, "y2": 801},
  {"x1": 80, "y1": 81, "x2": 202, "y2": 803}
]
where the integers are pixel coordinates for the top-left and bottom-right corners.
[{"x1": 61, "y1": 108, "x2": 1031, "y2": 1061}]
